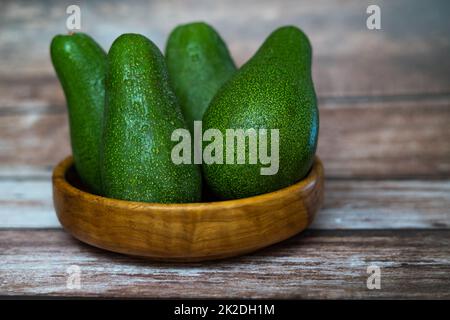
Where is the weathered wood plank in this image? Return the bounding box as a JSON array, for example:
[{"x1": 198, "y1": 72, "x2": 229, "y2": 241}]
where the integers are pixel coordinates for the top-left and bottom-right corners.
[
  {"x1": 0, "y1": 113, "x2": 70, "y2": 169},
  {"x1": 0, "y1": 229, "x2": 448, "y2": 298},
  {"x1": 1, "y1": 179, "x2": 449, "y2": 229},
  {"x1": 1, "y1": 97, "x2": 449, "y2": 178},
  {"x1": 317, "y1": 97, "x2": 450, "y2": 178},
  {"x1": 0, "y1": 0, "x2": 449, "y2": 96},
  {"x1": 313, "y1": 180, "x2": 450, "y2": 229},
  {"x1": 0, "y1": 180, "x2": 58, "y2": 228},
  {"x1": 0, "y1": 77, "x2": 64, "y2": 115}
]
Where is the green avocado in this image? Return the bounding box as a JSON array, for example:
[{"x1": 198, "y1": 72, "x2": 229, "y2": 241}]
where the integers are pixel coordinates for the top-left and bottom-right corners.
[
  {"x1": 101, "y1": 33, "x2": 202, "y2": 203},
  {"x1": 202, "y1": 26, "x2": 319, "y2": 200},
  {"x1": 50, "y1": 32, "x2": 106, "y2": 194},
  {"x1": 165, "y1": 22, "x2": 236, "y2": 133}
]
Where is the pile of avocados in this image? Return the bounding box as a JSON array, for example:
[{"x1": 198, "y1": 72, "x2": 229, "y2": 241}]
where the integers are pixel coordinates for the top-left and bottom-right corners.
[{"x1": 50, "y1": 22, "x2": 318, "y2": 203}]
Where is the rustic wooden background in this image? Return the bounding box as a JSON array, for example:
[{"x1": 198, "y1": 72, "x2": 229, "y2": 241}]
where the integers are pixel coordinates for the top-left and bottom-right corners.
[{"x1": 1, "y1": 0, "x2": 449, "y2": 298}]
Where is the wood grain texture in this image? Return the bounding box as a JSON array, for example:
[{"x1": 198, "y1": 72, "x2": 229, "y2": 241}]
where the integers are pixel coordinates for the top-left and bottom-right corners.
[
  {"x1": 2, "y1": 178, "x2": 450, "y2": 230},
  {"x1": 318, "y1": 97, "x2": 450, "y2": 178},
  {"x1": 0, "y1": 229, "x2": 449, "y2": 298},
  {"x1": 314, "y1": 179, "x2": 450, "y2": 229},
  {"x1": 52, "y1": 157, "x2": 323, "y2": 261},
  {"x1": 0, "y1": 180, "x2": 58, "y2": 228},
  {"x1": 0, "y1": 113, "x2": 70, "y2": 171}
]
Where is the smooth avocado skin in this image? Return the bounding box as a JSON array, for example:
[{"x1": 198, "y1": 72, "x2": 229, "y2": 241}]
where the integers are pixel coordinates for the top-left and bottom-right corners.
[
  {"x1": 165, "y1": 22, "x2": 236, "y2": 133},
  {"x1": 50, "y1": 32, "x2": 106, "y2": 194},
  {"x1": 202, "y1": 26, "x2": 319, "y2": 200},
  {"x1": 101, "y1": 33, "x2": 202, "y2": 203}
]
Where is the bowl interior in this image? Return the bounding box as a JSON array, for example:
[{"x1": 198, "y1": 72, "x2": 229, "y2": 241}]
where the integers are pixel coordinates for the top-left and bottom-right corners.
[{"x1": 59, "y1": 156, "x2": 322, "y2": 208}]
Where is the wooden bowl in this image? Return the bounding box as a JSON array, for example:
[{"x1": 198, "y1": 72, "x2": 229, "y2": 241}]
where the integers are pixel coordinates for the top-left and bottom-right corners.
[{"x1": 52, "y1": 156, "x2": 324, "y2": 262}]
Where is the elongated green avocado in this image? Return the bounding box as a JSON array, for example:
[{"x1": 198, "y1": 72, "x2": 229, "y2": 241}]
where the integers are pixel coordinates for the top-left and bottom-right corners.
[
  {"x1": 202, "y1": 26, "x2": 319, "y2": 200},
  {"x1": 101, "y1": 33, "x2": 202, "y2": 203},
  {"x1": 165, "y1": 22, "x2": 236, "y2": 133},
  {"x1": 50, "y1": 33, "x2": 106, "y2": 194}
]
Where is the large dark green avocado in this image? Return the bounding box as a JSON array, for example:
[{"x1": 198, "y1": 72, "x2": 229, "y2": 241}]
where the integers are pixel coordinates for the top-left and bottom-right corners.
[
  {"x1": 101, "y1": 33, "x2": 202, "y2": 203},
  {"x1": 165, "y1": 22, "x2": 236, "y2": 133},
  {"x1": 202, "y1": 26, "x2": 319, "y2": 200},
  {"x1": 50, "y1": 33, "x2": 106, "y2": 194}
]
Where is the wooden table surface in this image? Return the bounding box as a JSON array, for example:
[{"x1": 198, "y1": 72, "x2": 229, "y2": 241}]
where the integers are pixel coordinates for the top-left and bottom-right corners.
[{"x1": 1, "y1": 0, "x2": 449, "y2": 299}]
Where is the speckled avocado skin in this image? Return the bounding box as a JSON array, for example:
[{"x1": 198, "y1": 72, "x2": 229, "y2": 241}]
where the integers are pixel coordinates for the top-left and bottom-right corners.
[
  {"x1": 165, "y1": 22, "x2": 236, "y2": 133},
  {"x1": 50, "y1": 33, "x2": 106, "y2": 194},
  {"x1": 202, "y1": 26, "x2": 319, "y2": 200},
  {"x1": 101, "y1": 33, "x2": 202, "y2": 203}
]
